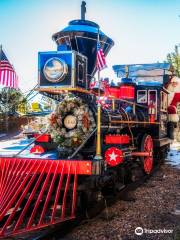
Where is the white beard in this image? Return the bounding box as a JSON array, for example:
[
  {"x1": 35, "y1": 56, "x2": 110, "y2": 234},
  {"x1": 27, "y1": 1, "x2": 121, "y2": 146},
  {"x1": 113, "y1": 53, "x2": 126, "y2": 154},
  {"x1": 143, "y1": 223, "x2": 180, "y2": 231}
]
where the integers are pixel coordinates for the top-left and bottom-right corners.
[{"x1": 166, "y1": 76, "x2": 180, "y2": 105}]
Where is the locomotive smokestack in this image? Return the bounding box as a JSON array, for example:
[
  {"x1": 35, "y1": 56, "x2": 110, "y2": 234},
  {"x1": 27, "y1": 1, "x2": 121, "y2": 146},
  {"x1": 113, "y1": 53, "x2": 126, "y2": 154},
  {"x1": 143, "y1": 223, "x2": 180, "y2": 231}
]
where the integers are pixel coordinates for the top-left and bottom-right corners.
[
  {"x1": 81, "y1": 1, "x2": 86, "y2": 20},
  {"x1": 52, "y1": 0, "x2": 114, "y2": 82}
]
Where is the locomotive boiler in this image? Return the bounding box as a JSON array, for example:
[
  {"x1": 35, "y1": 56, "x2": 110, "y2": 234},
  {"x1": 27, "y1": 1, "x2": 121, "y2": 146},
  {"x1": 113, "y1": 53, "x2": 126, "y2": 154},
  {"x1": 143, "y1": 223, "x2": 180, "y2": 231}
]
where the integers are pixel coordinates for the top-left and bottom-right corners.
[{"x1": 0, "y1": 2, "x2": 178, "y2": 239}]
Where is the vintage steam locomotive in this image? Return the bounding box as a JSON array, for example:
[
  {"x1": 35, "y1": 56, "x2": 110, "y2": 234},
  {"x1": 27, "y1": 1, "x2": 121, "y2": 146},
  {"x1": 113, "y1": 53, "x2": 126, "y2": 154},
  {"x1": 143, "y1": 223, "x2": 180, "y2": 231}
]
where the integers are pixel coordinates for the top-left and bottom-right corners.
[{"x1": 0, "y1": 2, "x2": 179, "y2": 239}]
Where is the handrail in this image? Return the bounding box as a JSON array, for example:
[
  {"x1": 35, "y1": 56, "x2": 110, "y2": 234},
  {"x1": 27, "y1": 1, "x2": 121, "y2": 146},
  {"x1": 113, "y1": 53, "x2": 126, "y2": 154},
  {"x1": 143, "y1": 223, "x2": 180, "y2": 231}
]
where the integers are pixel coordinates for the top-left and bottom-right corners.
[
  {"x1": 68, "y1": 128, "x2": 97, "y2": 159},
  {"x1": 13, "y1": 129, "x2": 48, "y2": 157}
]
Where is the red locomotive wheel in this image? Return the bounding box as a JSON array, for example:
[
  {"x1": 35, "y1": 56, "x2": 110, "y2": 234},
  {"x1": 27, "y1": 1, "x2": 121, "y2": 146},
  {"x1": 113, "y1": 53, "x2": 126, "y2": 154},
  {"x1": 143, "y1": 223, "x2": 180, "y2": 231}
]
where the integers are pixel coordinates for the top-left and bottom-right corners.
[{"x1": 141, "y1": 134, "x2": 153, "y2": 174}]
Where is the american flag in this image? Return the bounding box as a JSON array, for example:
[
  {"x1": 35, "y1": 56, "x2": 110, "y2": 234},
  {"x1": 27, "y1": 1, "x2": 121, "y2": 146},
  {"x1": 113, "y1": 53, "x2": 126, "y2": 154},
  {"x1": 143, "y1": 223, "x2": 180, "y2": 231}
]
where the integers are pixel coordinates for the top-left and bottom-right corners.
[
  {"x1": 0, "y1": 48, "x2": 18, "y2": 89},
  {"x1": 96, "y1": 42, "x2": 107, "y2": 71}
]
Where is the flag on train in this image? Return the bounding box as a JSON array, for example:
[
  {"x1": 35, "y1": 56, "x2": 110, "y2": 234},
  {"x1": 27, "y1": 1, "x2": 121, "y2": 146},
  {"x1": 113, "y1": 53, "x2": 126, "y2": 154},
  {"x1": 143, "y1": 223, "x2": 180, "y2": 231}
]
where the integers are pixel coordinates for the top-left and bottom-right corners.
[
  {"x1": 96, "y1": 42, "x2": 107, "y2": 71},
  {"x1": 89, "y1": 77, "x2": 107, "y2": 90},
  {"x1": 0, "y1": 45, "x2": 18, "y2": 89},
  {"x1": 89, "y1": 77, "x2": 98, "y2": 89}
]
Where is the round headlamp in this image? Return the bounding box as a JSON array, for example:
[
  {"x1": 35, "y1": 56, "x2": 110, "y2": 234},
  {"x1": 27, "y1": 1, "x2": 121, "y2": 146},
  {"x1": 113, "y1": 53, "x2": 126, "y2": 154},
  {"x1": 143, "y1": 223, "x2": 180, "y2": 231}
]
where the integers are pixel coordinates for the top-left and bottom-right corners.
[
  {"x1": 64, "y1": 115, "x2": 77, "y2": 130},
  {"x1": 43, "y1": 57, "x2": 68, "y2": 82}
]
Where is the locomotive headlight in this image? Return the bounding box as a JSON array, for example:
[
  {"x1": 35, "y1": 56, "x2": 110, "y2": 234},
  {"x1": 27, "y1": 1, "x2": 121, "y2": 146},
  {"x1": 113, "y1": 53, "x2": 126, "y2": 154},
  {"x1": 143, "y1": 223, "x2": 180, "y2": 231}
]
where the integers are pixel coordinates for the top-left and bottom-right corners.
[
  {"x1": 43, "y1": 57, "x2": 68, "y2": 82},
  {"x1": 64, "y1": 115, "x2": 77, "y2": 130}
]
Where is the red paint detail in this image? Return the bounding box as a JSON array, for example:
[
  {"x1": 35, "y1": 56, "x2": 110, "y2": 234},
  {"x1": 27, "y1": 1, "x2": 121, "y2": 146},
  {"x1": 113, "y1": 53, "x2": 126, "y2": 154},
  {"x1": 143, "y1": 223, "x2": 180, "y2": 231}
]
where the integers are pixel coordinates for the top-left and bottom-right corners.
[
  {"x1": 30, "y1": 145, "x2": 45, "y2": 154},
  {"x1": 0, "y1": 158, "x2": 91, "y2": 238},
  {"x1": 149, "y1": 115, "x2": 155, "y2": 123},
  {"x1": 148, "y1": 102, "x2": 156, "y2": 123},
  {"x1": 105, "y1": 147, "x2": 124, "y2": 166},
  {"x1": 106, "y1": 87, "x2": 120, "y2": 98},
  {"x1": 34, "y1": 134, "x2": 51, "y2": 142},
  {"x1": 71, "y1": 166, "x2": 77, "y2": 217},
  {"x1": 119, "y1": 85, "x2": 135, "y2": 99},
  {"x1": 143, "y1": 135, "x2": 153, "y2": 174},
  {"x1": 105, "y1": 135, "x2": 130, "y2": 144},
  {"x1": 104, "y1": 85, "x2": 134, "y2": 99},
  {"x1": 61, "y1": 163, "x2": 71, "y2": 219}
]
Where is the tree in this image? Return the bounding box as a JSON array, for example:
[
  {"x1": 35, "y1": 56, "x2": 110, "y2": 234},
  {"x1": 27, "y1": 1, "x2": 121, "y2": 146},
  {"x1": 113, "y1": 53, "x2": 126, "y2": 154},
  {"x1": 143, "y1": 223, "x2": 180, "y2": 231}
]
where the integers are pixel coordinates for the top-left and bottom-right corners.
[
  {"x1": 0, "y1": 87, "x2": 26, "y2": 114},
  {"x1": 167, "y1": 45, "x2": 180, "y2": 77}
]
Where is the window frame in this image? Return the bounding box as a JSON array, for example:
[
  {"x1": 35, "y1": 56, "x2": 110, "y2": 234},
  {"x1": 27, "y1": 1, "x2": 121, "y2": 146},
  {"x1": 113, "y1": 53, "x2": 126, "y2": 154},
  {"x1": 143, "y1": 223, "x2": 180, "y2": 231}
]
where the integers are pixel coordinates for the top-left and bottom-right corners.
[
  {"x1": 148, "y1": 90, "x2": 157, "y2": 119},
  {"x1": 160, "y1": 91, "x2": 168, "y2": 111},
  {"x1": 137, "y1": 90, "x2": 147, "y2": 104}
]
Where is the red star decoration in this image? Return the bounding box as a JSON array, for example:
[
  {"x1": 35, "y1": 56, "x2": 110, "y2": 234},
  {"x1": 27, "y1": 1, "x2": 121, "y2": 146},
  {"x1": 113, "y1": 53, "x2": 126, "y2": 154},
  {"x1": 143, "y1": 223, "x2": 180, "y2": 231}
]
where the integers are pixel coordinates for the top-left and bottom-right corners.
[{"x1": 105, "y1": 147, "x2": 124, "y2": 166}]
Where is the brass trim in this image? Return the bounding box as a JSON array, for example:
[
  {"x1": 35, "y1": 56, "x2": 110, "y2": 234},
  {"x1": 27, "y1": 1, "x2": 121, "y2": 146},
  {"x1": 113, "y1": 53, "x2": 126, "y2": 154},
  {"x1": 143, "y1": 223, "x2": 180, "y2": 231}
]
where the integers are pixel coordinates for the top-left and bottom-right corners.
[
  {"x1": 36, "y1": 87, "x2": 92, "y2": 94},
  {"x1": 110, "y1": 120, "x2": 160, "y2": 125}
]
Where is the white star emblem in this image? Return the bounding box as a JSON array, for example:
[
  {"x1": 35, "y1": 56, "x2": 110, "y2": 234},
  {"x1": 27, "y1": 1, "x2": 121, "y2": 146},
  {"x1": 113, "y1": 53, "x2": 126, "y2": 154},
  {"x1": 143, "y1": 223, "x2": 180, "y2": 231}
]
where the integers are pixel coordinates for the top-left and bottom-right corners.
[{"x1": 109, "y1": 151, "x2": 118, "y2": 161}]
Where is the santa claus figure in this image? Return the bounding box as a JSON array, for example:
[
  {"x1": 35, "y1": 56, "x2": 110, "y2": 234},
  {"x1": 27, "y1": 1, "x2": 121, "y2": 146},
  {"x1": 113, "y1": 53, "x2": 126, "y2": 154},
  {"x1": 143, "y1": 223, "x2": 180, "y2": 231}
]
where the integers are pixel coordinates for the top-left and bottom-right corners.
[
  {"x1": 166, "y1": 76, "x2": 180, "y2": 122},
  {"x1": 165, "y1": 76, "x2": 180, "y2": 139}
]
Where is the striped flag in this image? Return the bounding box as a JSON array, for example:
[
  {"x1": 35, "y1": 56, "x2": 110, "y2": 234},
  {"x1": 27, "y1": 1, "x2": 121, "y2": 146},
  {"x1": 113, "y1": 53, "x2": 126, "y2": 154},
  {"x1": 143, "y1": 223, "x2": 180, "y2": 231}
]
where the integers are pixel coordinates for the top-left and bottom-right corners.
[
  {"x1": 96, "y1": 42, "x2": 107, "y2": 71},
  {"x1": 0, "y1": 48, "x2": 18, "y2": 89}
]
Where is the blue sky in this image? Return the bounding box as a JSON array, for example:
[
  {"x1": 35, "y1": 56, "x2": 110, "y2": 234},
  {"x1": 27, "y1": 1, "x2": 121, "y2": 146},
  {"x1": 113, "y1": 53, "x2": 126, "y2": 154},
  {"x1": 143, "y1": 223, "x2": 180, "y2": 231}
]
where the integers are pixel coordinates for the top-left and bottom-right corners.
[{"x1": 0, "y1": 0, "x2": 179, "y2": 91}]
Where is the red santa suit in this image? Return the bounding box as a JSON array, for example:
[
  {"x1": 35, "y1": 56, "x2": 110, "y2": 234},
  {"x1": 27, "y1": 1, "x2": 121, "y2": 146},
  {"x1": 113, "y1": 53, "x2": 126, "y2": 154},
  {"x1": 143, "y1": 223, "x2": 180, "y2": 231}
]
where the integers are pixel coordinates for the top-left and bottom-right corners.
[{"x1": 166, "y1": 76, "x2": 180, "y2": 122}]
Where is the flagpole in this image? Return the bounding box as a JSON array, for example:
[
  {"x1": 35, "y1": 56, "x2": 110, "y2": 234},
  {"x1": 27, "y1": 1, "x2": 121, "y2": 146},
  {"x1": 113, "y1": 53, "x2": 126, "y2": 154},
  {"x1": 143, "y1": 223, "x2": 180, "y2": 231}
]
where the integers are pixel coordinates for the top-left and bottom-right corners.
[
  {"x1": 1, "y1": 45, "x2": 9, "y2": 133},
  {"x1": 94, "y1": 27, "x2": 103, "y2": 164},
  {"x1": 0, "y1": 45, "x2": 7, "y2": 133},
  {"x1": 6, "y1": 87, "x2": 9, "y2": 133},
  {"x1": 0, "y1": 44, "x2": 2, "y2": 72}
]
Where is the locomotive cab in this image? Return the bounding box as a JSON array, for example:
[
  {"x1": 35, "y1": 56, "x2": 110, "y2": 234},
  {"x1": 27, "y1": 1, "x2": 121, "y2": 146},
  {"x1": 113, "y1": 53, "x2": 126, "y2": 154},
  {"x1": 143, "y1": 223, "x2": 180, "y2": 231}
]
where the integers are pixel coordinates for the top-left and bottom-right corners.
[
  {"x1": 136, "y1": 84, "x2": 169, "y2": 141},
  {"x1": 113, "y1": 63, "x2": 174, "y2": 145}
]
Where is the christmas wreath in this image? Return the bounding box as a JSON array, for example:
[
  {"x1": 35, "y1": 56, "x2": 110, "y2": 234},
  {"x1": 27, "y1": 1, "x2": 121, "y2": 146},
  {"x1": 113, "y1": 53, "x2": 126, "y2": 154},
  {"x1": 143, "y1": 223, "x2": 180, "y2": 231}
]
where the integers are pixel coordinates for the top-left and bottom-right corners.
[{"x1": 48, "y1": 95, "x2": 96, "y2": 148}]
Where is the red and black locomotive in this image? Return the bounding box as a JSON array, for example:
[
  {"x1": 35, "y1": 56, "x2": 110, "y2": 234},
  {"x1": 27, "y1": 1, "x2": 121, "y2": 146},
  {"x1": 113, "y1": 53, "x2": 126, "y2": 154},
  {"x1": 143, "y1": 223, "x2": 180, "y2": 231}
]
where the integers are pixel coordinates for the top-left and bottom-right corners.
[{"x1": 0, "y1": 2, "x2": 179, "y2": 239}]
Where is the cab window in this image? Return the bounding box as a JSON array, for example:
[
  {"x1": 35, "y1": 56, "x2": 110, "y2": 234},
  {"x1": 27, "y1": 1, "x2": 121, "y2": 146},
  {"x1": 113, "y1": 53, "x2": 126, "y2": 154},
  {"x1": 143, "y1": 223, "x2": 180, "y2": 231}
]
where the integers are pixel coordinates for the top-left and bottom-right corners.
[
  {"x1": 148, "y1": 90, "x2": 157, "y2": 119},
  {"x1": 160, "y1": 91, "x2": 168, "y2": 111},
  {"x1": 137, "y1": 90, "x2": 147, "y2": 103}
]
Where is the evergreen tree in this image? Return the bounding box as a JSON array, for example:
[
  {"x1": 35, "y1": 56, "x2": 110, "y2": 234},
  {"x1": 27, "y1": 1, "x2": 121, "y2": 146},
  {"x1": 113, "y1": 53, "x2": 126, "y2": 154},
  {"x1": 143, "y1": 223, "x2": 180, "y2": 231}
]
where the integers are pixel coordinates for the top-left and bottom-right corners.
[
  {"x1": 0, "y1": 87, "x2": 26, "y2": 114},
  {"x1": 167, "y1": 45, "x2": 180, "y2": 77}
]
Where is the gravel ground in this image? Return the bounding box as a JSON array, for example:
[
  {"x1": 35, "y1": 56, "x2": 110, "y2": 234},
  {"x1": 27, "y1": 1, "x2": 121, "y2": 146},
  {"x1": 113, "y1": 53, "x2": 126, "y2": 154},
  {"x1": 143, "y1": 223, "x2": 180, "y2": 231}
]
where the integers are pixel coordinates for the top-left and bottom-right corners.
[{"x1": 63, "y1": 164, "x2": 180, "y2": 240}]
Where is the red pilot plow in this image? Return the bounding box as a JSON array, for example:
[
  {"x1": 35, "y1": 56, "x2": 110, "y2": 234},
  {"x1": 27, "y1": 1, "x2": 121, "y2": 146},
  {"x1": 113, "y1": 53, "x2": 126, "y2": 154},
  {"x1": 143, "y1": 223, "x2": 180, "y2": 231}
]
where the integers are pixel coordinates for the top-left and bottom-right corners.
[{"x1": 0, "y1": 157, "x2": 92, "y2": 239}]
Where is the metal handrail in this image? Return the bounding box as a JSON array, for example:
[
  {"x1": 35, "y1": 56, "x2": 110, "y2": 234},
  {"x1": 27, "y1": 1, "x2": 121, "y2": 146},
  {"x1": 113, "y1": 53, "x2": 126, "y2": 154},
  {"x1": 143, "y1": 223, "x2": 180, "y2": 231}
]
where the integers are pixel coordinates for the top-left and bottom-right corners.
[
  {"x1": 68, "y1": 127, "x2": 97, "y2": 159},
  {"x1": 13, "y1": 129, "x2": 48, "y2": 157}
]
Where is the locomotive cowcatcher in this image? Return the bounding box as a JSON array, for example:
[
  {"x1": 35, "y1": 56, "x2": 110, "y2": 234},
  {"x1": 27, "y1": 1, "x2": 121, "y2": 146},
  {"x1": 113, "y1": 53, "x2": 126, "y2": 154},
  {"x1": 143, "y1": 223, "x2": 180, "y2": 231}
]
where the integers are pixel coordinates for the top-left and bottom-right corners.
[{"x1": 0, "y1": 2, "x2": 179, "y2": 239}]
